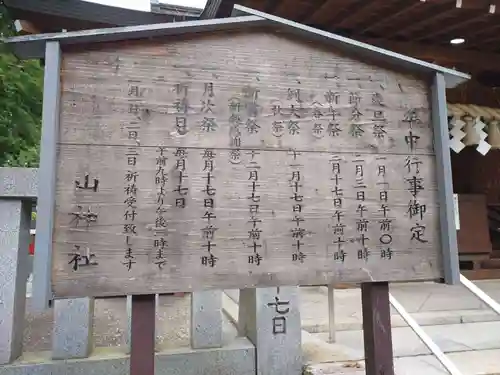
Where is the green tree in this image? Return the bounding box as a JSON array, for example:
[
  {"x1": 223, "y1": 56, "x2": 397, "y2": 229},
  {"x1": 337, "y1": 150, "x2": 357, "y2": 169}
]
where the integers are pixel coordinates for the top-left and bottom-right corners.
[{"x1": 0, "y1": 3, "x2": 43, "y2": 167}]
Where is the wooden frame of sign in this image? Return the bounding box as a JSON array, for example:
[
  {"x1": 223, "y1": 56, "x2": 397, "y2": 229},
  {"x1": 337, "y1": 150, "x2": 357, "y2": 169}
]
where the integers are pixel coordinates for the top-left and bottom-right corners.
[
  {"x1": 5, "y1": 9, "x2": 467, "y2": 300},
  {"x1": 6, "y1": 5, "x2": 468, "y2": 375}
]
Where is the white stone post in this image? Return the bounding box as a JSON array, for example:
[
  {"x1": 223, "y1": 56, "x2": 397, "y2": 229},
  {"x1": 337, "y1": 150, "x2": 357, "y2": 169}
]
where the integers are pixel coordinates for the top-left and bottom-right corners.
[
  {"x1": 52, "y1": 298, "x2": 95, "y2": 359},
  {"x1": 0, "y1": 199, "x2": 32, "y2": 364},
  {"x1": 239, "y1": 287, "x2": 302, "y2": 375},
  {"x1": 191, "y1": 291, "x2": 223, "y2": 349}
]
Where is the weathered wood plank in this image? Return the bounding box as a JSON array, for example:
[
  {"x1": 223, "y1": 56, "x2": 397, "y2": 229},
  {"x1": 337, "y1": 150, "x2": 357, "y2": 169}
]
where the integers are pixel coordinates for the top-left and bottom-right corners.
[
  {"x1": 361, "y1": 282, "x2": 395, "y2": 375},
  {"x1": 52, "y1": 30, "x2": 443, "y2": 297},
  {"x1": 59, "y1": 31, "x2": 433, "y2": 154}
]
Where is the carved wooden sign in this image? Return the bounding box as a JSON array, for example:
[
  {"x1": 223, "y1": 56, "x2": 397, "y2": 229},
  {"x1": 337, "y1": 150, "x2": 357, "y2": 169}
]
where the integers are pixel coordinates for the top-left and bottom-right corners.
[{"x1": 53, "y1": 30, "x2": 442, "y2": 297}]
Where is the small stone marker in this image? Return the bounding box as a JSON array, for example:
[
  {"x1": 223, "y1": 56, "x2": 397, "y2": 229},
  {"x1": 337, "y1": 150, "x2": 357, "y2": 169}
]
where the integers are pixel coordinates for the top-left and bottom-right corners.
[{"x1": 239, "y1": 287, "x2": 302, "y2": 375}]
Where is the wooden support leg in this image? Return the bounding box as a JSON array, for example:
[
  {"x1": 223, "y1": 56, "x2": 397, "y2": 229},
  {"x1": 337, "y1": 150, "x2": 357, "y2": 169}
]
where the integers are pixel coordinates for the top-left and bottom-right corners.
[
  {"x1": 327, "y1": 284, "x2": 336, "y2": 343},
  {"x1": 130, "y1": 294, "x2": 156, "y2": 375},
  {"x1": 361, "y1": 282, "x2": 394, "y2": 375}
]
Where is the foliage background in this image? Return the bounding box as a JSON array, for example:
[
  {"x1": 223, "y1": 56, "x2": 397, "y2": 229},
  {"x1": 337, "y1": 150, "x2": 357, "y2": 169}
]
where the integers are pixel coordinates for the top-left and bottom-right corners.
[{"x1": 0, "y1": 2, "x2": 43, "y2": 167}]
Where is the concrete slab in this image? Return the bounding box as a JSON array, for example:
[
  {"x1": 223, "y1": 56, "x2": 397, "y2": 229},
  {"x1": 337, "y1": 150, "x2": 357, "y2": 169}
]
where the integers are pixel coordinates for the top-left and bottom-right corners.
[
  {"x1": 307, "y1": 348, "x2": 500, "y2": 375},
  {"x1": 0, "y1": 337, "x2": 255, "y2": 375},
  {"x1": 311, "y1": 321, "x2": 500, "y2": 358},
  {"x1": 299, "y1": 282, "x2": 500, "y2": 333}
]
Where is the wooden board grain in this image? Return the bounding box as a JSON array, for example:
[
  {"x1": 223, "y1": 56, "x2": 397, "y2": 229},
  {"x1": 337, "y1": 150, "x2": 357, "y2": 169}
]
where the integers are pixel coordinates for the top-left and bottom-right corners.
[{"x1": 53, "y1": 29, "x2": 442, "y2": 297}]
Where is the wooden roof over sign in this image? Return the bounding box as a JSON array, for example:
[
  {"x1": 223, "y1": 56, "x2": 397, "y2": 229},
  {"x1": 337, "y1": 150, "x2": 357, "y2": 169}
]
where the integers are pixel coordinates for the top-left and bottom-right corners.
[
  {"x1": 205, "y1": 0, "x2": 500, "y2": 75},
  {"x1": 3, "y1": 0, "x2": 201, "y2": 33},
  {"x1": 5, "y1": 5, "x2": 469, "y2": 88}
]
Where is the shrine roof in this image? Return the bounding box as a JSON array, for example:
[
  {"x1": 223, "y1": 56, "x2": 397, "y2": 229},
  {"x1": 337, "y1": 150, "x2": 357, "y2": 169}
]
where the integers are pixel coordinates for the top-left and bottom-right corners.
[{"x1": 5, "y1": 5, "x2": 469, "y2": 88}]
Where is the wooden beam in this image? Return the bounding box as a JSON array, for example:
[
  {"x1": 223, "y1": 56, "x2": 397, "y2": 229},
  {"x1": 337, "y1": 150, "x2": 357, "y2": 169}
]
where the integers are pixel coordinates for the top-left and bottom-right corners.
[
  {"x1": 200, "y1": 0, "x2": 223, "y2": 19},
  {"x1": 429, "y1": 0, "x2": 499, "y2": 12},
  {"x1": 360, "y1": 1, "x2": 423, "y2": 34},
  {"x1": 13, "y1": 20, "x2": 40, "y2": 35},
  {"x1": 360, "y1": 37, "x2": 500, "y2": 71},
  {"x1": 465, "y1": 20, "x2": 500, "y2": 40},
  {"x1": 305, "y1": 0, "x2": 353, "y2": 25},
  {"x1": 395, "y1": 5, "x2": 458, "y2": 36},
  {"x1": 469, "y1": 31, "x2": 500, "y2": 48},
  {"x1": 264, "y1": 0, "x2": 281, "y2": 14},
  {"x1": 334, "y1": 0, "x2": 387, "y2": 29},
  {"x1": 413, "y1": 12, "x2": 490, "y2": 42}
]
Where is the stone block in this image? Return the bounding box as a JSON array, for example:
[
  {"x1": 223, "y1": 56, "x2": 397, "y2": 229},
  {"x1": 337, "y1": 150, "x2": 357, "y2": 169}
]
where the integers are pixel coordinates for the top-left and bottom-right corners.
[
  {"x1": 52, "y1": 298, "x2": 94, "y2": 359},
  {"x1": 0, "y1": 337, "x2": 255, "y2": 375},
  {"x1": 239, "y1": 287, "x2": 303, "y2": 375},
  {"x1": 191, "y1": 291, "x2": 223, "y2": 349},
  {"x1": 0, "y1": 199, "x2": 31, "y2": 364},
  {"x1": 0, "y1": 168, "x2": 37, "y2": 199}
]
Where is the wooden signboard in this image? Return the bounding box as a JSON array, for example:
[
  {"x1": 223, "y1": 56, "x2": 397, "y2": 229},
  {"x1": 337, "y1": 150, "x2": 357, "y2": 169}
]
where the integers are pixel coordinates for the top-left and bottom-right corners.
[{"x1": 53, "y1": 30, "x2": 442, "y2": 298}]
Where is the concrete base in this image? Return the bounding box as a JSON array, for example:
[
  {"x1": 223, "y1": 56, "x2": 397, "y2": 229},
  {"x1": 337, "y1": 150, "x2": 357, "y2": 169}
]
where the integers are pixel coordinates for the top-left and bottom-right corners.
[{"x1": 0, "y1": 337, "x2": 255, "y2": 375}]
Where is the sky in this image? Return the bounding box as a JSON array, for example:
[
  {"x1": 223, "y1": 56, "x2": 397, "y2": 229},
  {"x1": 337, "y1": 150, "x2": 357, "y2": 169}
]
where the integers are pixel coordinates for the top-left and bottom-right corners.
[{"x1": 82, "y1": 0, "x2": 207, "y2": 11}]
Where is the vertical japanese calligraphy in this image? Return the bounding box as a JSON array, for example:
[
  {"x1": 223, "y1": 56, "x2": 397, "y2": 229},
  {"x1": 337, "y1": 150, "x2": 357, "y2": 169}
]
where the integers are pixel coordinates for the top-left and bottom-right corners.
[
  {"x1": 286, "y1": 88, "x2": 301, "y2": 135},
  {"x1": 331, "y1": 155, "x2": 346, "y2": 263},
  {"x1": 173, "y1": 82, "x2": 190, "y2": 135},
  {"x1": 244, "y1": 88, "x2": 260, "y2": 134},
  {"x1": 228, "y1": 96, "x2": 242, "y2": 164},
  {"x1": 377, "y1": 157, "x2": 393, "y2": 260},
  {"x1": 69, "y1": 205, "x2": 98, "y2": 227},
  {"x1": 404, "y1": 108, "x2": 422, "y2": 152},
  {"x1": 289, "y1": 149, "x2": 306, "y2": 263},
  {"x1": 68, "y1": 245, "x2": 98, "y2": 271},
  {"x1": 54, "y1": 32, "x2": 445, "y2": 298},
  {"x1": 349, "y1": 91, "x2": 364, "y2": 138},
  {"x1": 200, "y1": 82, "x2": 218, "y2": 132},
  {"x1": 123, "y1": 157, "x2": 138, "y2": 270},
  {"x1": 267, "y1": 288, "x2": 290, "y2": 335},
  {"x1": 406, "y1": 155, "x2": 427, "y2": 244},
  {"x1": 247, "y1": 150, "x2": 263, "y2": 266},
  {"x1": 201, "y1": 148, "x2": 218, "y2": 267},
  {"x1": 174, "y1": 147, "x2": 189, "y2": 208},
  {"x1": 354, "y1": 157, "x2": 370, "y2": 262},
  {"x1": 371, "y1": 92, "x2": 387, "y2": 140},
  {"x1": 325, "y1": 90, "x2": 342, "y2": 137},
  {"x1": 122, "y1": 84, "x2": 143, "y2": 270},
  {"x1": 154, "y1": 146, "x2": 168, "y2": 269},
  {"x1": 75, "y1": 173, "x2": 99, "y2": 192}
]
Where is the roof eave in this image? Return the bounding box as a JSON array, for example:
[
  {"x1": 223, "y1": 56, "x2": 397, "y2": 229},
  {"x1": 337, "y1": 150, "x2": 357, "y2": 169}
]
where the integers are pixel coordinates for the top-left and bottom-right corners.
[
  {"x1": 231, "y1": 4, "x2": 470, "y2": 89},
  {"x1": 4, "y1": 15, "x2": 267, "y2": 59}
]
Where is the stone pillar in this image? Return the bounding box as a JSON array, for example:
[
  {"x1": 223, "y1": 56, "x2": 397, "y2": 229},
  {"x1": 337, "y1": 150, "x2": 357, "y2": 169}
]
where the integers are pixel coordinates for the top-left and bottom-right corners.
[
  {"x1": 239, "y1": 287, "x2": 302, "y2": 375},
  {"x1": 52, "y1": 297, "x2": 94, "y2": 359},
  {"x1": 191, "y1": 291, "x2": 223, "y2": 349},
  {"x1": 0, "y1": 199, "x2": 31, "y2": 364}
]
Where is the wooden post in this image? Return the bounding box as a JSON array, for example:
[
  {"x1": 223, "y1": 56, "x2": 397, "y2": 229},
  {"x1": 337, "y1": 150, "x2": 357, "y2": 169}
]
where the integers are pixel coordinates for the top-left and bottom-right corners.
[
  {"x1": 130, "y1": 294, "x2": 156, "y2": 375},
  {"x1": 327, "y1": 284, "x2": 336, "y2": 343},
  {"x1": 361, "y1": 282, "x2": 394, "y2": 375}
]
